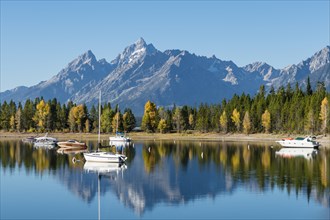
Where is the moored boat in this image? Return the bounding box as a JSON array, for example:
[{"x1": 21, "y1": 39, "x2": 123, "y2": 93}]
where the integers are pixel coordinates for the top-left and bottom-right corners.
[
  {"x1": 83, "y1": 151, "x2": 127, "y2": 163},
  {"x1": 57, "y1": 140, "x2": 86, "y2": 148},
  {"x1": 109, "y1": 132, "x2": 131, "y2": 143},
  {"x1": 33, "y1": 133, "x2": 57, "y2": 148},
  {"x1": 276, "y1": 136, "x2": 320, "y2": 148},
  {"x1": 83, "y1": 91, "x2": 128, "y2": 163}
]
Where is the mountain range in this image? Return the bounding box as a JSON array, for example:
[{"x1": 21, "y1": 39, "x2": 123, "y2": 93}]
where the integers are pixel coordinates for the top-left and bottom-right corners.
[{"x1": 1, "y1": 38, "x2": 329, "y2": 115}]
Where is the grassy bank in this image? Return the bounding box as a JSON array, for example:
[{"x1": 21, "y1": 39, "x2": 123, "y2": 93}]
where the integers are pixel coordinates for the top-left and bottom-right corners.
[{"x1": 1, "y1": 131, "x2": 329, "y2": 147}]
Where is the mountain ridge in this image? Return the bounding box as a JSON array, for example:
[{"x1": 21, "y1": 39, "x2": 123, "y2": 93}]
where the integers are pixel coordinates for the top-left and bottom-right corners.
[{"x1": 1, "y1": 38, "x2": 329, "y2": 115}]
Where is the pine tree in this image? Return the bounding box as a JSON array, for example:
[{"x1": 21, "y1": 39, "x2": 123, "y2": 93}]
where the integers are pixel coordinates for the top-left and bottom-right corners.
[
  {"x1": 306, "y1": 76, "x2": 313, "y2": 96},
  {"x1": 55, "y1": 102, "x2": 62, "y2": 131},
  {"x1": 173, "y1": 107, "x2": 184, "y2": 133},
  {"x1": 123, "y1": 108, "x2": 136, "y2": 132},
  {"x1": 58, "y1": 104, "x2": 68, "y2": 131},
  {"x1": 89, "y1": 105, "x2": 98, "y2": 132},
  {"x1": 0, "y1": 101, "x2": 10, "y2": 131},
  {"x1": 196, "y1": 103, "x2": 210, "y2": 132},
  {"x1": 22, "y1": 99, "x2": 35, "y2": 131}
]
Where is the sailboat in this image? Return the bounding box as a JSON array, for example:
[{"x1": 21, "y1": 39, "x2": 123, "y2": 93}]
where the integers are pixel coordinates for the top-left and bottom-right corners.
[
  {"x1": 109, "y1": 105, "x2": 131, "y2": 144},
  {"x1": 83, "y1": 92, "x2": 127, "y2": 163}
]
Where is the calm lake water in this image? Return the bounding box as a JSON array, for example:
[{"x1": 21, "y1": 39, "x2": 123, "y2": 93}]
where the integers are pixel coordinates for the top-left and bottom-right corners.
[{"x1": 1, "y1": 139, "x2": 329, "y2": 219}]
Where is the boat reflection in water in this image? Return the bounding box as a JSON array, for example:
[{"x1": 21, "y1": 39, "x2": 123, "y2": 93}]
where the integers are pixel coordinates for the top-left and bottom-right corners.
[
  {"x1": 1, "y1": 140, "x2": 329, "y2": 219},
  {"x1": 84, "y1": 161, "x2": 127, "y2": 174},
  {"x1": 57, "y1": 147, "x2": 88, "y2": 155},
  {"x1": 109, "y1": 140, "x2": 132, "y2": 154},
  {"x1": 275, "y1": 147, "x2": 318, "y2": 159},
  {"x1": 83, "y1": 161, "x2": 126, "y2": 220}
]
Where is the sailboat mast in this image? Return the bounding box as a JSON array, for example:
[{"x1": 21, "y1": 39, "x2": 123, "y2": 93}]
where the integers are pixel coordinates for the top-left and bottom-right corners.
[
  {"x1": 98, "y1": 91, "x2": 101, "y2": 144},
  {"x1": 116, "y1": 105, "x2": 119, "y2": 134}
]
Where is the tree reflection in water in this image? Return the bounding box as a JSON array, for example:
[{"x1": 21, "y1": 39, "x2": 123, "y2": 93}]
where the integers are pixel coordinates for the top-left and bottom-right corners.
[{"x1": 0, "y1": 139, "x2": 329, "y2": 214}]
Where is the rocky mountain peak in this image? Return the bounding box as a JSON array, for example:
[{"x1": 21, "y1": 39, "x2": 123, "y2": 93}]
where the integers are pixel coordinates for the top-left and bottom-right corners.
[
  {"x1": 308, "y1": 46, "x2": 330, "y2": 72},
  {"x1": 244, "y1": 62, "x2": 272, "y2": 72},
  {"x1": 115, "y1": 38, "x2": 157, "y2": 66},
  {"x1": 67, "y1": 50, "x2": 98, "y2": 72}
]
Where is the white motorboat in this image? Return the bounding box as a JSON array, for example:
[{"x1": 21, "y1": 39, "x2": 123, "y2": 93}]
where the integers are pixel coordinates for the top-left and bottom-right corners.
[
  {"x1": 83, "y1": 91, "x2": 128, "y2": 163},
  {"x1": 275, "y1": 148, "x2": 318, "y2": 159},
  {"x1": 276, "y1": 136, "x2": 320, "y2": 148},
  {"x1": 109, "y1": 132, "x2": 131, "y2": 143},
  {"x1": 33, "y1": 133, "x2": 57, "y2": 148},
  {"x1": 57, "y1": 139, "x2": 86, "y2": 148}
]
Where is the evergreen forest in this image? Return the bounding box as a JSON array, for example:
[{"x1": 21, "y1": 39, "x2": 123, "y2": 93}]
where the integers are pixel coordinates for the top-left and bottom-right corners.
[{"x1": 1, "y1": 80, "x2": 329, "y2": 135}]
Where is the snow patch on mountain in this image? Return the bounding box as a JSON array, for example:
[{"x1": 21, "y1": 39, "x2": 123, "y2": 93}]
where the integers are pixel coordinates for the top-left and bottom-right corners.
[{"x1": 223, "y1": 66, "x2": 238, "y2": 85}]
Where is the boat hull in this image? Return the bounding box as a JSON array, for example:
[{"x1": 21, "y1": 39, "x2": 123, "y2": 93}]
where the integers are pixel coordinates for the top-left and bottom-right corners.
[
  {"x1": 83, "y1": 152, "x2": 127, "y2": 163},
  {"x1": 276, "y1": 141, "x2": 319, "y2": 148},
  {"x1": 109, "y1": 137, "x2": 131, "y2": 142}
]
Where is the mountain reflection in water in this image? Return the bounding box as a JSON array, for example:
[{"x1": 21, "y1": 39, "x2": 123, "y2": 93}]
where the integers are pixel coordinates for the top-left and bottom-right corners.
[{"x1": 0, "y1": 140, "x2": 329, "y2": 216}]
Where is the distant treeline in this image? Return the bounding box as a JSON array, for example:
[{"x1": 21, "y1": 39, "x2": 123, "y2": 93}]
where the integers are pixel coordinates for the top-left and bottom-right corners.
[{"x1": 1, "y1": 79, "x2": 329, "y2": 135}]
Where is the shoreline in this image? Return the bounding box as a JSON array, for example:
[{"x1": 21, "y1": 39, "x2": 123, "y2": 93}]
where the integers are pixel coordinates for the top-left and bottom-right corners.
[{"x1": 1, "y1": 131, "x2": 329, "y2": 147}]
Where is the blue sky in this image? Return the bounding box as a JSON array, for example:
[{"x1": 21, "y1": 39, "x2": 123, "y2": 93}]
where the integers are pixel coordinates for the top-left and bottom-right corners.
[{"x1": 1, "y1": 0, "x2": 329, "y2": 92}]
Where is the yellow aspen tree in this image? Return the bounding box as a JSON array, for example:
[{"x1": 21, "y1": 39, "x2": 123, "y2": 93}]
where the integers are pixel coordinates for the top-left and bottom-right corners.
[
  {"x1": 15, "y1": 108, "x2": 22, "y2": 132},
  {"x1": 142, "y1": 101, "x2": 158, "y2": 132},
  {"x1": 33, "y1": 100, "x2": 50, "y2": 132},
  {"x1": 219, "y1": 110, "x2": 228, "y2": 133},
  {"x1": 188, "y1": 113, "x2": 194, "y2": 129},
  {"x1": 85, "y1": 119, "x2": 90, "y2": 133},
  {"x1": 261, "y1": 109, "x2": 271, "y2": 133},
  {"x1": 9, "y1": 115, "x2": 15, "y2": 131},
  {"x1": 305, "y1": 108, "x2": 315, "y2": 134},
  {"x1": 319, "y1": 97, "x2": 329, "y2": 135},
  {"x1": 231, "y1": 108, "x2": 241, "y2": 132},
  {"x1": 242, "y1": 111, "x2": 251, "y2": 135},
  {"x1": 157, "y1": 119, "x2": 167, "y2": 133},
  {"x1": 112, "y1": 112, "x2": 120, "y2": 133},
  {"x1": 73, "y1": 105, "x2": 85, "y2": 132},
  {"x1": 68, "y1": 107, "x2": 76, "y2": 132}
]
